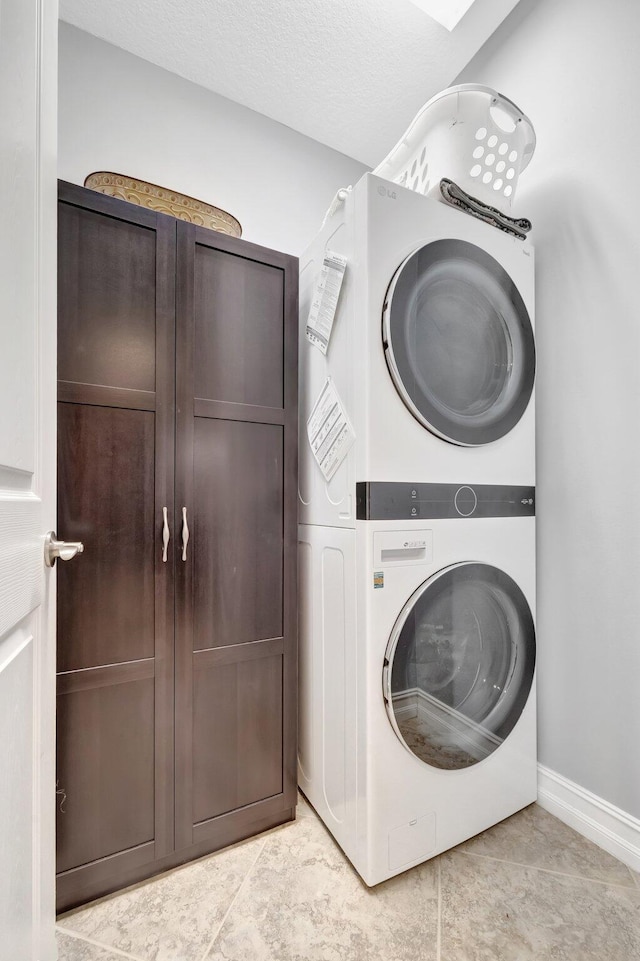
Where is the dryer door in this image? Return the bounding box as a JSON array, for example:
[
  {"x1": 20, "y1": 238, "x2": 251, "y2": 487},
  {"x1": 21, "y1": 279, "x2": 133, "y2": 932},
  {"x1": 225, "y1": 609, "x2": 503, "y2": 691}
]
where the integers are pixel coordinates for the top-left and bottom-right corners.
[
  {"x1": 383, "y1": 562, "x2": 535, "y2": 770},
  {"x1": 383, "y1": 239, "x2": 535, "y2": 446}
]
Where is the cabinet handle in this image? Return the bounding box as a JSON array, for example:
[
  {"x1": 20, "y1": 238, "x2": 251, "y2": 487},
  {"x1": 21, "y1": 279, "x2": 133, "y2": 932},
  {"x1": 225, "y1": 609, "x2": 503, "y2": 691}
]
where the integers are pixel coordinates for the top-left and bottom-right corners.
[
  {"x1": 181, "y1": 506, "x2": 189, "y2": 561},
  {"x1": 162, "y1": 507, "x2": 170, "y2": 563}
]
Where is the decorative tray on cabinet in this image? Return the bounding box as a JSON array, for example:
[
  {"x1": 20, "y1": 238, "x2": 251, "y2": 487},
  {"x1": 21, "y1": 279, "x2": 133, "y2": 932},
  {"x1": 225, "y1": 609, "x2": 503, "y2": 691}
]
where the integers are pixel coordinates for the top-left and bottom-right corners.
[{"x1": 84, "y1": 171, "x2": 242, "y2": 237}]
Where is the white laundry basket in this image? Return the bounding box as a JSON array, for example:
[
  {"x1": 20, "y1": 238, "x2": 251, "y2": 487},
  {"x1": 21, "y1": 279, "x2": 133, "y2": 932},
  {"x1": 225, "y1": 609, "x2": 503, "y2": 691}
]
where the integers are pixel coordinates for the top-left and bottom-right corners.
[{"x1": 373, "y1": 84, "x2": 535, "y2": 211}]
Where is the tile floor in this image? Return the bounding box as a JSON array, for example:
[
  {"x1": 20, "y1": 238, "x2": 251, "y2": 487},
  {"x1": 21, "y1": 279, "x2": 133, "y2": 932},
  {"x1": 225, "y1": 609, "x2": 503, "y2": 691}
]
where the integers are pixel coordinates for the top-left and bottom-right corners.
[{"x1": 57, "y1": 793, "x2": 640, "y2": 961}]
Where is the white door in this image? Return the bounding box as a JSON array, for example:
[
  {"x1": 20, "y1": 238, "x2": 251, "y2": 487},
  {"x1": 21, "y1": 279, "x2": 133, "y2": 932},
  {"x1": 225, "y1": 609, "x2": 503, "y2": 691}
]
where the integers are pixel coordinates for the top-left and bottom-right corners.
[{"x1": 0, "y1": 1, "x2": 58, "y2": 958}]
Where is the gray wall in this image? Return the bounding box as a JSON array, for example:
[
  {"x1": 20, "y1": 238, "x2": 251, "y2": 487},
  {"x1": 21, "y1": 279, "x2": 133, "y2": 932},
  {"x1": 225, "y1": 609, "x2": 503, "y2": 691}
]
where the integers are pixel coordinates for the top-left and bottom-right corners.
[
  {"x1": 58, "y1": 23, "x2": 367, "y2": 255},
  {"x1": 457, "y1": 0, "x2": 640, "y2": 818}
]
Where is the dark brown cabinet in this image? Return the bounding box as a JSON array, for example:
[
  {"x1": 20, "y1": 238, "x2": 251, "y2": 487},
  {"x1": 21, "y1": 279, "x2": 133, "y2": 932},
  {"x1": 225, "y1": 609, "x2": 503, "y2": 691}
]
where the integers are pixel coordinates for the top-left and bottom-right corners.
[{"x1": 56, "y1": 182, "x2": 298, "y2": 911}]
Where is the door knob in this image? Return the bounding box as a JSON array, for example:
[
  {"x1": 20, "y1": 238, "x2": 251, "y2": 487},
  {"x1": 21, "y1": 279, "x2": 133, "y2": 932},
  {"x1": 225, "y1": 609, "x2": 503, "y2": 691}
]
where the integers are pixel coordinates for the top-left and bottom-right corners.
[{"x1": 44, "y1": 531, "x2": 84, "y2": 568}]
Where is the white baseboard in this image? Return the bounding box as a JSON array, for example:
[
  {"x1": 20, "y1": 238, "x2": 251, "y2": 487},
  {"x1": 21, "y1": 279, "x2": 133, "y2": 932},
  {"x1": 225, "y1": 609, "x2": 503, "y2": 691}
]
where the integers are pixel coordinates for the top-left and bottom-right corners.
[{"x1": 537, "y1": 764, "x2": 640, "y2": 875}]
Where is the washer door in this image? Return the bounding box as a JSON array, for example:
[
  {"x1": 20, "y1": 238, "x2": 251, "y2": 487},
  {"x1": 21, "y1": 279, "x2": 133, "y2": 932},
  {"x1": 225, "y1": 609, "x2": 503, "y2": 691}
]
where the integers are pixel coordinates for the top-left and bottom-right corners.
[
  {"x1": 383, "y1": 563, "x2": 535, "y2": 770},
  {"x1": 383, "y1": 240, "x2": 535, "y2": 446}
]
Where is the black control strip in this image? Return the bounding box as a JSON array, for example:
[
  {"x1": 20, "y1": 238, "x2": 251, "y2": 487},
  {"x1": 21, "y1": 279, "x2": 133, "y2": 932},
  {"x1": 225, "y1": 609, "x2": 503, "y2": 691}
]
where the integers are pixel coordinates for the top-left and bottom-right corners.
[{"x1": 356, "y1": 482, "x2": 535, "y2": 520}]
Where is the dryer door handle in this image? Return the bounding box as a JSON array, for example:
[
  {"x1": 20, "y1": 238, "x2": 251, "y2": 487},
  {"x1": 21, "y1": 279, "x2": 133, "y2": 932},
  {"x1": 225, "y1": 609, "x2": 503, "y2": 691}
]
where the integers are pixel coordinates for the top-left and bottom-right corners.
[{"x1": 382, "y1": 661, "x2": 390, "y2": 703}]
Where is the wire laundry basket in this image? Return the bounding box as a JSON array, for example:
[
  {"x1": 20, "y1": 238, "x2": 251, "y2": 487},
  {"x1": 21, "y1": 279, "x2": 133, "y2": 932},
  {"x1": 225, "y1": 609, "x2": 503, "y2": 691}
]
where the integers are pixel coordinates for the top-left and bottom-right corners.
[{"x1": 372, "y1": 84, "x2": 536, "y2": 211}]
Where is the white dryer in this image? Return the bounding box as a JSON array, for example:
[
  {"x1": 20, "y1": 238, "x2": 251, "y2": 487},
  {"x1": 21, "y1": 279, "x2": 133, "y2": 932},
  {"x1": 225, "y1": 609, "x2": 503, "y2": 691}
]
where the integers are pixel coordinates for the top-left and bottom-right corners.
[
  {"x1": 299, "y1": 173, "x2": 535, "y2": 529},
  {"x1": 298, "y1": 483, "x2": 536, "y2": 885}
]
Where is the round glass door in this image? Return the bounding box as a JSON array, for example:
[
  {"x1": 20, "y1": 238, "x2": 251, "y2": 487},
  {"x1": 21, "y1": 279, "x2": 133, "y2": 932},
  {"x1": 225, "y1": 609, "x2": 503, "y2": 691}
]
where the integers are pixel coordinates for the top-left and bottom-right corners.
[
  {"x1": 383, "y1": 240, "x2": 535, "y2": 446},
  {"x1": 383, "y1": 563, "x2": 535, "y2": 770}
]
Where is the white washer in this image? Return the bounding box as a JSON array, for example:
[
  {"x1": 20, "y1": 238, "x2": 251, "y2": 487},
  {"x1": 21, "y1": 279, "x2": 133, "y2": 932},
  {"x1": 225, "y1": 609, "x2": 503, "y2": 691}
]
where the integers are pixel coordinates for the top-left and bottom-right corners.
[
  {"x1": 298, "y1": 483, "x2": 536, "y2": 886},
  {"x1": 299, "y1": 173, "x2": 535, "y2": 529}
]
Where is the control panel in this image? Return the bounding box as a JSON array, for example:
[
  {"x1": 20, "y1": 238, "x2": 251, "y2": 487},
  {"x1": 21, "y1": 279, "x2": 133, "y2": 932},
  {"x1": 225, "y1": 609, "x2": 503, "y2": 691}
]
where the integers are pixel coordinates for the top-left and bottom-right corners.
[{"x1": 356, "y1": 482, "x2": 535, "y2": 520}]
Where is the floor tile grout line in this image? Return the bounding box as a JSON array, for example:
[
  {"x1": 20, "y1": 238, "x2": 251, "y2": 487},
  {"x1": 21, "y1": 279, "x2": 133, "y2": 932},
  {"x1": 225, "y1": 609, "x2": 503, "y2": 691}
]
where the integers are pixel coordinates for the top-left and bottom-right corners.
[
  {"x1": 436, "y1": 858, "x2": 442, "y2": 961},
  {"x1": 56, "y1": 924, "x2": 146, "y2": 961},
  {"x1": 198, "y1": 837, "x2": 267, "y2": 961},
  {"x1": 455, "y1": 849, "x2": 640, "y2": 890}
]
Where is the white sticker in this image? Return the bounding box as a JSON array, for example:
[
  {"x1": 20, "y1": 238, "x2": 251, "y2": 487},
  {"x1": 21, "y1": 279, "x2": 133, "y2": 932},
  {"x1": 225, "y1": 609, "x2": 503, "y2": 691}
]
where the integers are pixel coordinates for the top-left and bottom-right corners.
[
  {"x1": 305, "y1": 250, "x2": 347, "y2": 355},
  {"x1": 307, "y1": 378, "x2": 356, "y2": 482}
]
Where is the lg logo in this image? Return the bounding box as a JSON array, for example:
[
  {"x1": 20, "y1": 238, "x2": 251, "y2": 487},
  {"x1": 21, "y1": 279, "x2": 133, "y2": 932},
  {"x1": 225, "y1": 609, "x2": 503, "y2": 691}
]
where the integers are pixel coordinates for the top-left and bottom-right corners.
[{"x1": 377, "y1": 185, "x2": 397, "y2": 200}]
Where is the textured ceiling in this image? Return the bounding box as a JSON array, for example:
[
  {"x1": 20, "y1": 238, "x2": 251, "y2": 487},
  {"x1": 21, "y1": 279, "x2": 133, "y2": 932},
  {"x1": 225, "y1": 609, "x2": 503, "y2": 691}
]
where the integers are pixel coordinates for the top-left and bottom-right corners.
[{"x1": 58, "y1": 0, "x2": 520, "y2": 165}]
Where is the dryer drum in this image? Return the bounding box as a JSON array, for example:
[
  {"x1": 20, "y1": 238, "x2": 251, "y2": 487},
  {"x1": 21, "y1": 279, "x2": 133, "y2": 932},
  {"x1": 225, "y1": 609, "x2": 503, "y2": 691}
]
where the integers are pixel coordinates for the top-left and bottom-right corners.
[
  {"x1": 383, "y1": 239, "x2": 535, "y2": 446},
  {"x1": 383, "y1": 562, "x2": 535, "y2": 770}
]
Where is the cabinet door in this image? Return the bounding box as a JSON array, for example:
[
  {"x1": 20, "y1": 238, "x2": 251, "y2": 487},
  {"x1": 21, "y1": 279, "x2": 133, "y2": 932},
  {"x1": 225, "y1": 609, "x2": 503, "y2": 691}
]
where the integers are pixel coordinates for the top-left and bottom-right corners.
[
  {"x1": 175, "y1": 224, "x2": 298, "y2": 851},
  {"x1": 56, "y1": 183, "x2": 176, "y2": 911}
]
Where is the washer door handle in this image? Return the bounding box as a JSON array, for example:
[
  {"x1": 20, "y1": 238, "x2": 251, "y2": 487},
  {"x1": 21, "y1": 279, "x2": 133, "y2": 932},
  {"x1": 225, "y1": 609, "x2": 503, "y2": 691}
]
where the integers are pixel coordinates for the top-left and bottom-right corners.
[{"x1": 382, "y1": 660, "x2": 390, "y2": 703}]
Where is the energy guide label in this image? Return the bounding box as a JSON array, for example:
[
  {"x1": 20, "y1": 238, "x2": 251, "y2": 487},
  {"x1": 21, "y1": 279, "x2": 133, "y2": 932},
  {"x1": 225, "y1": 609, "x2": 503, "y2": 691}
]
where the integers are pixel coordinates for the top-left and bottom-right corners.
[
  {"x1": 307, "y1": 379, "x2": 355, "y2": 482},
  {"x1": 305, "y1": 250, "x2": 347, "y2": 354}
]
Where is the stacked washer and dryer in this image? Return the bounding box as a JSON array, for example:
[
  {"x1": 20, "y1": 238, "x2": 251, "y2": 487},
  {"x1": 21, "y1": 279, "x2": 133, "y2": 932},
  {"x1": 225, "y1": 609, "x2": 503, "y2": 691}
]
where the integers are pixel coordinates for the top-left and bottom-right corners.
[{"x1": 298, "y1": 88, "x2": 537, "y2": 886}]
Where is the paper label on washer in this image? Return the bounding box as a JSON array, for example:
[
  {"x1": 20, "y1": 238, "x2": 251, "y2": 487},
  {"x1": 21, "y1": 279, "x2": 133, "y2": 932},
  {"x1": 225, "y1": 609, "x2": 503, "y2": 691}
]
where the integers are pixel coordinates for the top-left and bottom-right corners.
[
  {"x1": 305, "y1": 250, "x2": 347, "y2": 354},
  {"x1": 307, "y1": 378, "x2": 355, "y2": 481}
]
